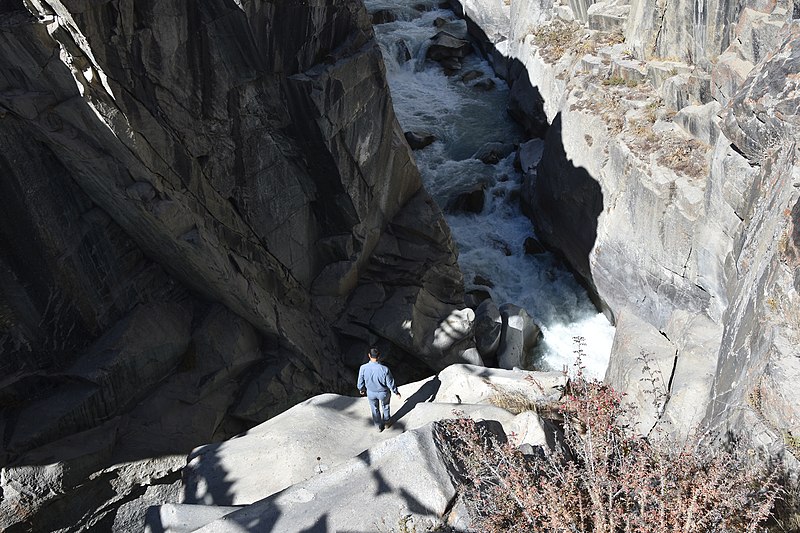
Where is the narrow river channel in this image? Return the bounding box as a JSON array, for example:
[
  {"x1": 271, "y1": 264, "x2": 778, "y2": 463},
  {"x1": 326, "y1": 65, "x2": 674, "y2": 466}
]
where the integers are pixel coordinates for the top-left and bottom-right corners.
[{"x1": 365, "y1": 1, "x2": 615, "y2": 378}]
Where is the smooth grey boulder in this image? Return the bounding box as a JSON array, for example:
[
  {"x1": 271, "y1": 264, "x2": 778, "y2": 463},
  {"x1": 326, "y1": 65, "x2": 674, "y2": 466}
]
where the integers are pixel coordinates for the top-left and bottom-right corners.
[
  {"x1": 189, "y1": 424, "x2": 458, "y2": 533},
  {"x1": 461, "y1": 69, "x2": 484, "y2": 82},
  {"x1": 434, "y1": 18, "x2": 470, "y2": 40},
  {"x1": 113, "y1": 479, "x2": 184, "y2": 533},
  {"x1": 496, "y1": 304, "x2": 542, "y2": 370},
  {"x1": 145, "y1": 504, "x2": 242, "y2": 533},
  {"x1": 432, "y1": 307, "x2": 476, "y2": 354},
  {"x1": 459, "y1": 347, "x2": 486, "y2": 366},
  {"x1": 430, "y1": 364, "x2": 566, "y2": 405},
  {"x1": 183, "y1": 392, "x2": 515, "y2": 506}
]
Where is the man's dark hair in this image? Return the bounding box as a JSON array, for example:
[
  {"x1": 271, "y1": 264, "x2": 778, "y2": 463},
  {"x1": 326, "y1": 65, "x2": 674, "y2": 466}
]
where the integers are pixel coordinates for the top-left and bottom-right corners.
[{"x1": 369, "y1": 347, "x2": 380, "y2": 359}]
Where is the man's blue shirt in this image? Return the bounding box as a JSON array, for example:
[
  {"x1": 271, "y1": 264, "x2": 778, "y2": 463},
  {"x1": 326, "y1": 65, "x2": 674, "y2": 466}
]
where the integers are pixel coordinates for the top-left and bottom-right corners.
[{"x1": 357, "y1": 361, "x2": 398, "y2": 395}]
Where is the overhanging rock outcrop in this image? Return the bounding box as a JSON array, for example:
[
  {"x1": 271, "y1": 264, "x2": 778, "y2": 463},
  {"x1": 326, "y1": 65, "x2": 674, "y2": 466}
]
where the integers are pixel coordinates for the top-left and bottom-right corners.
[
  {"x1": 0, "y1": 0, "x2": 466, "y2": 529},
  {"x1": 448, "y1": 0, "x2": 800, "y2": 457}
]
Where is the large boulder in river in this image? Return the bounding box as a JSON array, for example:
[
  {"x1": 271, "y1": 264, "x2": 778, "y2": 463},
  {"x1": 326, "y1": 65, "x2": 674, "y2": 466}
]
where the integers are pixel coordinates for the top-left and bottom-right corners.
[
  {"x1": 405, "y1": 130, "x2": 437, "y2": 149},
  {"x1": 370, "y1": 9, "x2": 398, "y2": 24},
  {"x1": 474, "y1": 298, "x2": 503, "y2": 360},
  {"x1": 427, "y1": 31, "x2": 473, "y2": 61},
  {"x1": 472, "y1": 141, "x2": 516, "y2": 164},
  {"x1": 497, "y1": 304, "x2": 542, "y2": 370},
  {"x1": 446, "y1": 182, "x2": 486, "y2": 213}
]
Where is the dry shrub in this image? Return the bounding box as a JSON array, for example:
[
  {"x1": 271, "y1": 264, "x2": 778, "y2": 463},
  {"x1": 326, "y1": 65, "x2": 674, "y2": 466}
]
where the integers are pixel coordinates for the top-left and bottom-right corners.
[
  {"x1": 530, "y1": 20, "x2": 582, "y2": 62},
  {"x1": 440, "y1": 349, "x2": 781, "y2": 532},
  {"x1": 657, "y1": 137, "x2": 708, "y2": 177}
]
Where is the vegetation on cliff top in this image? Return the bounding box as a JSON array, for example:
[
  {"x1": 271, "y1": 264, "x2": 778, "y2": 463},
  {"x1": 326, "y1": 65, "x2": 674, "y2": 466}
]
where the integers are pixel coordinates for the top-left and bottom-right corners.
[{"x1": 439, "y1": 341, "x2": 791, "y2": 532}]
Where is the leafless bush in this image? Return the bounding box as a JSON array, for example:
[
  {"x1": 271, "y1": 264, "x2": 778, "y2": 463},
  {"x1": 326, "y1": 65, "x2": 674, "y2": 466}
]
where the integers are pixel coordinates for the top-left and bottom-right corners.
[{"x1": 440, "y1": 345, "x2": 781, "y2": 532}]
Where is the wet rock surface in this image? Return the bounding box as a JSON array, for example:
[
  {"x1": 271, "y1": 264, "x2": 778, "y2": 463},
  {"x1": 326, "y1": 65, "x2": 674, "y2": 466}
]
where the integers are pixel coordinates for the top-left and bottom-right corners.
[{"x1": 404, "y1": 130, "x2": 437, "y2": 149}]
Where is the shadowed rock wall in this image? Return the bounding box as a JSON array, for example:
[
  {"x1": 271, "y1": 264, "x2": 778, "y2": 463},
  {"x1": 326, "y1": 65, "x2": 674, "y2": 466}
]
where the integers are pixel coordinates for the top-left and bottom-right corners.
[{"x1": 0, "y1": 0, "x2": 464, "y2": 529}]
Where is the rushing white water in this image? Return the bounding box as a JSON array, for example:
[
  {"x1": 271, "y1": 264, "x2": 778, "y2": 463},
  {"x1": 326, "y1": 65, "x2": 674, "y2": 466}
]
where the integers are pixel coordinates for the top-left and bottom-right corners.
[{"x1": 366, "y1": 3, "x2": 615, "y2": 378}]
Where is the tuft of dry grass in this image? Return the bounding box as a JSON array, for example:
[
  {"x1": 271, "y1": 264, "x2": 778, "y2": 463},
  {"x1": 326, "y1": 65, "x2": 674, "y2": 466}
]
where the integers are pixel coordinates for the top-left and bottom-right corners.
[
  {"x1": 656, "y1": 137, "x2": 709, "y2": 178},
  {"x1": 530, "y1": 20, "x2": 582, "y2": 62},
  {"x1": 488, "y1": 390, "x2": 539, "y2": 414}
]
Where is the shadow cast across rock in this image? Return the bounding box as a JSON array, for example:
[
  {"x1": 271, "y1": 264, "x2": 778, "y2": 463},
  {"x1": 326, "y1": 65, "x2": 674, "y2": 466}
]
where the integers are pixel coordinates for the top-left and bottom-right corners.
[
  {"x1": 522, "y1": 113, "x2": 607, "y2": 318},
  {"x1": 387, "y1": 375, "x2": 442, "y2": 426}
]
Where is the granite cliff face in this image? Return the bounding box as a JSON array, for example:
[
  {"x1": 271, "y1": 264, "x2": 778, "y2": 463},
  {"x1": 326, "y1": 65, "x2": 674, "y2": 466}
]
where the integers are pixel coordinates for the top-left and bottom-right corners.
[
  {"x1": 0, "y1": 0, "x2": 464, "y2": 529},
  {"x1": 449, "y1": 0, "x2": 800, "y2": 457}
]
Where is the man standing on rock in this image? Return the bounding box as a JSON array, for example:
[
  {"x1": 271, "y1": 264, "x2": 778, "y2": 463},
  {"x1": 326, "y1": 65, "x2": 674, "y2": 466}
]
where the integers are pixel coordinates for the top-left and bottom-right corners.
[{"x1": 357, "y1": 347, "x2": 401, "y2": 432}]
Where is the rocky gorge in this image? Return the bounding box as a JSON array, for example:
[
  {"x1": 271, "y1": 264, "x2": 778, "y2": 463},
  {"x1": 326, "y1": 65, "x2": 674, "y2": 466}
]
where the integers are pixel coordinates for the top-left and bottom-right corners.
[
  {"x1": 0, "y1": 0, "x2": 799, "y2": 530},
  {"x1": 445, "y1": 0, "x2": 800, "y2": 453}
]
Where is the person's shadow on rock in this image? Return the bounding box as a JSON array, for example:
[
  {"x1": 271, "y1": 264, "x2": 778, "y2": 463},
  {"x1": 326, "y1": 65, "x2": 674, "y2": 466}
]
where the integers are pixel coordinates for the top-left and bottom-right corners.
[{"x1": 386, "y1": 375, "x2": 441, "y2": 427}]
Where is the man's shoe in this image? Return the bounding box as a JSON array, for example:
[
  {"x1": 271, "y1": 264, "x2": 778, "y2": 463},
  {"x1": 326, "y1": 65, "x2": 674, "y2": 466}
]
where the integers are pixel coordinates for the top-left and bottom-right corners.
[{"x1": 378, "y1": 425, "x2": 384, "y2": 432}]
